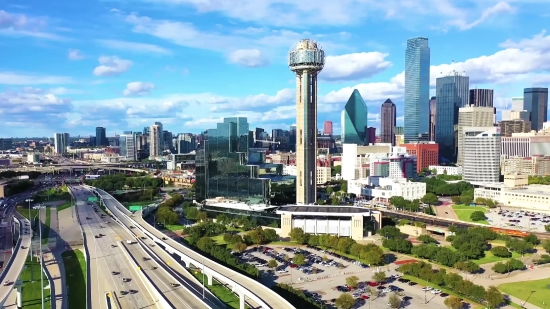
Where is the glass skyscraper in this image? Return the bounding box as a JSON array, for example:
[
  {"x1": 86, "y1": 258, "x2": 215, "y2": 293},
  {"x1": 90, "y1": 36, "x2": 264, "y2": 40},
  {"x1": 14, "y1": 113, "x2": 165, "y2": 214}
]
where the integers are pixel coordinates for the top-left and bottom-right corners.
[
  {"x1": 195, "y1": 117, "x2": 270, "y2": 204},
  {"x1": 524, "y1": 87, "x2": 548, "y2": 131},
  {"x1": 119, "y1": 131, "x2": 137, "y2": 161},
  {"x1": 95, "y1": 127, "x2": 106, "y2": 146},
  {"x1": 435, "y1": 73, "x2": 469, "y2": 162},
  {"x1": 404, "y1": 37, "x2": 430, "y2": 143},
  {"x1": 341, "y1": 89, "x2": 368, "y2": 145}
]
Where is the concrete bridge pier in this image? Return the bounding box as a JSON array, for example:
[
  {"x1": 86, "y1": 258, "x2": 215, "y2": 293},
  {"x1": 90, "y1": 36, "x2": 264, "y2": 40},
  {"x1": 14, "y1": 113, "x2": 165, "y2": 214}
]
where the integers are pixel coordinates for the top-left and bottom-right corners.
[
  {"x1": 16, "y1": 283, "x2": 22, "y2": 309},
  {"x1": 238, "y1": 290, "x2": 246, "y2": 309}
]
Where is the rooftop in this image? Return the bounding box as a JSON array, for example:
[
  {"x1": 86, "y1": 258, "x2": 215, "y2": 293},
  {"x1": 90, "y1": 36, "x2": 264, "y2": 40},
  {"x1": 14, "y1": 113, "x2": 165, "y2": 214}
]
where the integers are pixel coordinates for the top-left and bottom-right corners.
[{"x1": 277, "y1": 205, "x2": 375, "y2": 214}]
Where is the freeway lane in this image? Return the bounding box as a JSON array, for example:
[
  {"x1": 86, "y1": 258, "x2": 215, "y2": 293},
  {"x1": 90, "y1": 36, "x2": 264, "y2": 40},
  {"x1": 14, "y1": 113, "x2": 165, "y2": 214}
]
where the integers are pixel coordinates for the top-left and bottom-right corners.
[
  {"x1": 71, "y1": 186, "x2": 158, "y2": 309},
  {"x1": 94, "y1": 188, "x2": 296, "y2": 309}
]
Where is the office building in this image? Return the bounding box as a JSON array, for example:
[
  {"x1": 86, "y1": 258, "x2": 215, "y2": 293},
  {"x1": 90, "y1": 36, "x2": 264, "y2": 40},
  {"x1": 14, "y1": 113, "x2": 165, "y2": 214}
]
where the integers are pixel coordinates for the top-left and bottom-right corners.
[
  {"x1": 469, "y1": 89, "x2": 494, "y2": 107},
  {"x1": 341, "y1": 89, "x2": 368, "y2": 145},
  {"x1": 177, "y1": 133, "x2": 196, "y2": 154},
  {"x1": 381, "y1": 99, "x2": 396, "y2": 145},
  {"x1": 195, "y1": 117, "x2": 271, "y2": 204},
  {"x1": 457, "y1": 106, "x2": 495, "y2": 165},
  {"x1": 435, "y1": 72, "x2": 469, "y2": 162},
  {"x1": 401, "y1": 142, "x2": 439, "y2": 173},
  {"x1": 351, "y1": 177, "x2": 426, "y2": 202},
  {"x1": 323, "y1": 121, "x2": 333, "y2": 135},
  {"x1": 0, "y1": 138, "x2": 13, "y2": 151},
  {"x1": 502, "y1": 110, "x2": 530, "y2": 122},
  {"x1": 365, "y1": 127, "x2": 376, "y2": 145},
  {"x1": 404, "y1": 37, "x2": 430, "y2": 143},
  {"x1": 95, "y1": 127, "x2": 106, "y2": 146},
  {"x1": 54, "y1": 133, "x2": 70, "y2": 154},
  {"x1": 163, "y1": 130, "x2": 173, "y2": 151},
  {"x1": 501, "y1": 156, "x2": 550, "y2": 176},
  {"x1": 462, "y1": 127, "x2": 501, "y2": 183},
  {"x1": 429, "y1": 97, "x2": 436, "y2": 141},
  {"x1": 511, "y1": 97, "x2": 524, "y2": 111},
  {"x1": 501, "y1": 131, "x2": 550, "y2": 158},
  {"x1": 524, "y1": 88, "x2": 548, "y2": 131},
  {"x1": 395, "y1": 126, "x2": 404, "y2": 135},
  {"x1": 474, "y1": 175, "x2": 550, "y2": 211},
  {"x1": 149, "y1": 125, "x2": 161, "y2": 158},
  {"x1": 119, "y1": 131, "x2": 137, "y2": 161},
  {"x1": 429, "y1": 165, "x2": 462, "y2": 176},
  {"x1": 499, "y1": 120, "x2": 531, "y2": 137},
  {"x1": 154, "y1": 122, "x2": 164, "y2": 154}
]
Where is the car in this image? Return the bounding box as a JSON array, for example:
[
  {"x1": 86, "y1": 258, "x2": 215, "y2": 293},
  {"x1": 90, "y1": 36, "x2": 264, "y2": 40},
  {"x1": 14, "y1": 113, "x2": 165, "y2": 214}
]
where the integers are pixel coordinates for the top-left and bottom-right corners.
[
  {"x1": 170, "y1": 283, "x2": 180, "y2": 287},
  {"x1": 407, "y1": 281, "x2": 417, "y2": 286},
  {"x1": 3, "y1": 280, "x2": 12, "y2": 286},
  {"x1": 122, "y1": 278, "x2": 131, "y2": 282},
  {"x1": 422, "y1": 286, "x2": 433, "y2": 291},
  {"x1": 397, "y1": 278, "x2": 410, "y2": 283},
  {"x1": 440, "y1": 293, "x2": 449, "y2": 297},
  {"x1": 21, "y1": 246, "x2": 27, "y2": 249},
  {"x1": 431, "y1": 289, "x2": 442, "y2": 294}
]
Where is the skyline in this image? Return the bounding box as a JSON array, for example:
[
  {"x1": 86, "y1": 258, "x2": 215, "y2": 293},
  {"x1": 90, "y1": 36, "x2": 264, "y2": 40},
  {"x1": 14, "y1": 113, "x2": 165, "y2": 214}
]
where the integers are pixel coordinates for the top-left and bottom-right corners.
[{"x1": 1, "y1": 0, "x2": 550, "y2": 137}]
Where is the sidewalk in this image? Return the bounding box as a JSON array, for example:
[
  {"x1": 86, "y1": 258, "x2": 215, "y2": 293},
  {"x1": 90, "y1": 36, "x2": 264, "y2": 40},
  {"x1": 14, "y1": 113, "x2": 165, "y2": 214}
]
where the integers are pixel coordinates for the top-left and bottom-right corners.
[{"x1": 43, "y1": 250, "x2": 67, "y2": 309}]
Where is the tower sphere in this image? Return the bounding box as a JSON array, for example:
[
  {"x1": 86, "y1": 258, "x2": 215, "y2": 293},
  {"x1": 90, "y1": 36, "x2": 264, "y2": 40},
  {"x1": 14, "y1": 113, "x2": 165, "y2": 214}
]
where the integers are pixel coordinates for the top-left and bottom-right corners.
[{"x1": 288, "y1": 39, "x2": 325, "y2": 73}]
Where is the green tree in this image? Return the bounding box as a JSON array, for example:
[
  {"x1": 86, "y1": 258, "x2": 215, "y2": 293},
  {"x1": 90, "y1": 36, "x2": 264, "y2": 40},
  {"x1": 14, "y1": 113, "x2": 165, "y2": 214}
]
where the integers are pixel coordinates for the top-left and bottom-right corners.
[
  {"x1": 372, "y1": 271, "x2": 386, "y2": 283},
  {"x1": 216, "y1": 214, "x2": 230, "y2": 225},
  {"x1": 196, "y1": 236, "x2": 215, "y2": 253},
  {"x1": 470, "y1": 211, "x2": 487, "y2": 221},
  {"x1": 388, "y1": 293, "x2": 401, "y2": 308},
  {"x1": 421, "y1": 193, "x2": 439, "y2": 205},
  {"x1": 335, "y1": 293, "x2": 355, "y2": 309},
  {"x1": 293, "y1": 253, "x2": 306, "y2": 266},
  {"x1": 444, "y1": 296, "x2": 463, "y2": 309},
  {"x1": 345, "y1": 275, "x2": 359, "y2": 288},
  {"x1": 198, "y1": 211, "x2": 208, "y2": 222},
  {"x1": 417, "y1": 234, "x2": 437, "y2": 244},
  {"x1": 542, "y1": 240, "x2": 550, "y2": 253},
  {"x1": 485, "y1": 286, "x2": 504, "y2": 308},
  {"x1": 232, "y1": 242, "x2": 247, "y2": 253},
  {"x1": 289, "y1": 228, "x2": 308, "y2": 244},
  {"x1": 545, "y1": 225, "x2": 550, "y2": 232},
  {"x1": 490, "y1": 246, "x2": 512, "y2": 258},
  {"x1": 267, "y1": 259, "x2": 278, "y2": 269},
  {"x1": 337, "y1": 237, "x2": 356, "y2": 254},
  {"x1": 524, "y1": 233, "x2": 540, "y2": 245}
]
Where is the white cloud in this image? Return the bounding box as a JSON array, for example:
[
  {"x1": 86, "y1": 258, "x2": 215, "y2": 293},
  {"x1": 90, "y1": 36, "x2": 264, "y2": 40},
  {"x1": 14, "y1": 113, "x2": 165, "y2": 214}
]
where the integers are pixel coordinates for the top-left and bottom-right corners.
[
  {"x1": 0, "y1": 10, "x2": 67, "y2": 40},
  {"x1": 123, "y1": 82, "x2": 155, "y2": 96},
  {"x1": 93, "y1": 56, "x2": 133, "y2": 76},
  {"x1": 449, "y1": 2, "x2": 514, "y2": 30},
  {"x1": 321, "y1": 52, "x2": 392, "y2": 82},
  {"x1": 68, "y1": 49, "x2": 85, "y2": 60},
  {"x1": 96, "y1": 39, "x2": 172, "y2": 54},
  {"x1": 0, "y1": 72, "x2": 74, "y2": 85},
  {"x1": 227, "y1": 49, "x2": 269, "y2": 68}
]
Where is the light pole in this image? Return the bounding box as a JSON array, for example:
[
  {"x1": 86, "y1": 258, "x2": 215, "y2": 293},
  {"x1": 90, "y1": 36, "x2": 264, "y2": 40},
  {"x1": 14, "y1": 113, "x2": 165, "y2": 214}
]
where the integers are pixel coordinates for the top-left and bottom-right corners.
[
  {"x1": 34, "y1": 205, "x2": 46, "y2": 309},
  {"x1": 25, "y1": 198, "x2": 35, "y2": 281},
  {"x1": 522, "y1": 291, "x2": 536, "y2": 308}
]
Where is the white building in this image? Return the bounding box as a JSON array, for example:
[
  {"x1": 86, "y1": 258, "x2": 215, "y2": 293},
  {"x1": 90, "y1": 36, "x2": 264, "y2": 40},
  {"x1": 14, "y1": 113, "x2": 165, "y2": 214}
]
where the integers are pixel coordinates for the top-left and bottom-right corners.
[
  {"x1": 501, "y1": 131, "x2": 550, "y2": 159},
  {"x1": 429, "y1": 165, "x2": 462, "y2": 175},
  {"x1": 149, "y1": 125, "x2": 161, "y2": 158},
  {"x1": 462, "y1": 126, "x2": 501, "y2": 183},
  {"x1": 348, "y1": 177, "x2": 426, "y2": 201},
  {"x1": 283, "y1": 165, "x2": 331, "y2": 184},
  {"x1": 27, "y1": 153, "x2": 40, "y2": 164},
  {"x1": 119, "y1": 131, "x2": 137, "y2": 161},
  {"x1": 457, "y1": 106, "x2": 494, "y2": 165},
  {"x1": 342, "y1": 144, "x2": 417, "y2": 181}
]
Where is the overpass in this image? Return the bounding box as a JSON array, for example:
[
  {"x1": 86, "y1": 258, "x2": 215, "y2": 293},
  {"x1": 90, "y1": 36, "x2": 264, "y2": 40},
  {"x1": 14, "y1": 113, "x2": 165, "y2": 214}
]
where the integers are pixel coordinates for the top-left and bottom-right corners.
[
  {"x1": 88, "y1": 186, "x2": 296, "y2": 309},
  {"x1": 3, "y1": 165, "x2": 149, "y2": 174}
]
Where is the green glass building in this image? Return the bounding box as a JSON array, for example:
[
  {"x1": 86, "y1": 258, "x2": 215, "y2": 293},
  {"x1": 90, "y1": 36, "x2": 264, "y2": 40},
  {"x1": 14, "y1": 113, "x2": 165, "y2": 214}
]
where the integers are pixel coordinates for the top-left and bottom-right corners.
[{"x1": 341, "y1": 89, "x2": 368, "y2": 145}]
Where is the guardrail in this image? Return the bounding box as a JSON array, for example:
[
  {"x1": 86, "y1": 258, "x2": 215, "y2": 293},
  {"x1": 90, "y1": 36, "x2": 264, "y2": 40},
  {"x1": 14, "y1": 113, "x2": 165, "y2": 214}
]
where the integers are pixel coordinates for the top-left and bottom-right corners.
[
  {"x1": 119, "y1": 241, "x2": 172, "y2": 309},
  {"x1": 0, "y1": 213, "x2": 26, "y2": 307}
]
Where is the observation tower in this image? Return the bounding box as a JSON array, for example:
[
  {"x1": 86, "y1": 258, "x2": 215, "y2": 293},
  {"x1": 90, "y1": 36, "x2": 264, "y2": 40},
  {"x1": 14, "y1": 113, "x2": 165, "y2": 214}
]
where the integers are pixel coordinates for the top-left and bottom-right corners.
[{"x1": 288, "y1": 39, "x2": 325, "y2": 205}]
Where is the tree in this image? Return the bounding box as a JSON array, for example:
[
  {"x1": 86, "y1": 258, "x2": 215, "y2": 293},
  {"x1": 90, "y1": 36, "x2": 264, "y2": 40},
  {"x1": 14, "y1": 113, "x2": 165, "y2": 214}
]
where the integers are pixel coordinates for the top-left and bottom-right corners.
[
  {"x1": 545, "y1": 224, "x2": 550, "y2": 232},
  {"x1": 216, "y1": 214, "x2": 230, "y2": 225},
  {"x1": 345, "y1": 275, "x2": 359, "y2": 288},
  {"x1": 417, "y1": 234, "x2": 437, "y2": 244},
  {"x1": 196, "y1": 236, "x2": 215, "y2": 253},
  {"x1": 470, "y1": 211, "x2": 487, "y2": 221},
  {"x1": 232, "y1": 242, "x2": 247, "y2": 253},
  {"x1": 372, "y1": 271, "x2": 386, "y2": 283},
  {"x1": 485, "y1": 286, "x2": 504, "y2": 308},
  {"x1": 335, "y1": 293, "x2": 355, "y2": 309},
  {"x1": 268, "y1": 259, "x2": 278, "y2": 269},
  {"x1": 524, "y1": 233, "x2": 540, "y2": 245},
  {"x1": 421, "y1": 193, "x2": 439, "y2": 205},
  {"x1": 293, "y1": 253, "x2": 306, "y2": 266},
  {"x1": 451, "y1": 196, "x2": 461, "y2": 204},
  {"x1": 490, "y1": 246, "x2": 512, "y2": 258},
  {"x1": 388, "y1": 293, "x2": 401, "y2": 308},
  {"x1": 543, "y1": 240, "x2": 550, "y2": 253},
  {"x1": 444, "y1": 296, "x2": 462, "y2": 309},
  {"x1": 198, "y1": 211, "x2": 208, "y2": 222},
  {"x1": 289, "y1": 228, "x2": 308, "y2": 244}
]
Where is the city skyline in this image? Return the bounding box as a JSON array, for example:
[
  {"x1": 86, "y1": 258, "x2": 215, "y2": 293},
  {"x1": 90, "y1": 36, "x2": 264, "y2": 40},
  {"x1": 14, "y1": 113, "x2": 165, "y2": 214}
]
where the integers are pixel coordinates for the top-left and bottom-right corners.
[{"x1": 1, "y1": 1, "x2": 550, "y2": 137}]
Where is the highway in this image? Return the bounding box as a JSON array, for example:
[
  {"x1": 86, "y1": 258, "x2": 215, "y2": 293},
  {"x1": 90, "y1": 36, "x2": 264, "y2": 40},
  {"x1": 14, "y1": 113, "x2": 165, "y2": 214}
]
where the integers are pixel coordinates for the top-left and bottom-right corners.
[
  {"x1": 93, "y1": 188, "x2": 296, "y2": 309},
  {"x1": 73, "y1": 186, "x2": 212, "y2": 309}
]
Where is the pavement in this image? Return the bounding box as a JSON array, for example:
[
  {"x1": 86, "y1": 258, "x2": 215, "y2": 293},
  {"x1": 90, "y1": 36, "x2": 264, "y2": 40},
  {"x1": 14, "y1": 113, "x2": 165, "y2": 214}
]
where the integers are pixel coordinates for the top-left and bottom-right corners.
[
  {"x1": 56, "y1": 201, "x2": 82, "y2": 248},
  {"x1": 93, "y1": 187, "x2": 295, "y2": 309},
  {"x1": 433, "y1": 204, "x2": 459, "y2": 220}
]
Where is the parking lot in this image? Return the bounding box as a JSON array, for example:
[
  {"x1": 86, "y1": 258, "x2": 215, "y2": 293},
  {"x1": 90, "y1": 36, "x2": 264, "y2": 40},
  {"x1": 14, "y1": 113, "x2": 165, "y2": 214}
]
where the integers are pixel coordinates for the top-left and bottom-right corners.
[
  {"x1": 237, "y1": 245, "x2": 457, "y2": 309},
  {"x1": 486, "y1": 208, "x2": 550, "y2": 232}
]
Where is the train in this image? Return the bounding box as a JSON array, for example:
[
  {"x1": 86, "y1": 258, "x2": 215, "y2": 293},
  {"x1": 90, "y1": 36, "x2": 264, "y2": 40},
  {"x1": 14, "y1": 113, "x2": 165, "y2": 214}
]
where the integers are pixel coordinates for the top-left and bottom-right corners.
[{"x1": 488, "y1": 227, "x2": 530, "y2": 237}]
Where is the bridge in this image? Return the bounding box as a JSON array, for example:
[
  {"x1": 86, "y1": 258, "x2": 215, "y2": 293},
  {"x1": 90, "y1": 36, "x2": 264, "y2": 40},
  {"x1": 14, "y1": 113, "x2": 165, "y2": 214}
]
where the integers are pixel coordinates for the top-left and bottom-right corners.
[
  {"x1": 87, "y1": 186, "x2": 296, "y2": 309},
  {"x1": 2, "y1": 165, "x2": 150, "y2": 174}
]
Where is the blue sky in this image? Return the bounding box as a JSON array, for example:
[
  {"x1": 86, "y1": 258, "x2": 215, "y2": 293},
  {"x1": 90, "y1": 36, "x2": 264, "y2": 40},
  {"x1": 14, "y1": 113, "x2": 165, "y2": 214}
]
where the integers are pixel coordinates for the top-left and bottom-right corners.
[{"x1": 1, "y1": 0, "x2": 549, "y2": 138}]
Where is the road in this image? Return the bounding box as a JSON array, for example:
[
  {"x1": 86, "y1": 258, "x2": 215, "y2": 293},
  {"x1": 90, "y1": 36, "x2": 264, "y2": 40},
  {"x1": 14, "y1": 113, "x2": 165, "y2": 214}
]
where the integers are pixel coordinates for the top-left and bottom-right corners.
[{"x1": 93, "y1": 187, "x2": 296, "y2": 309}]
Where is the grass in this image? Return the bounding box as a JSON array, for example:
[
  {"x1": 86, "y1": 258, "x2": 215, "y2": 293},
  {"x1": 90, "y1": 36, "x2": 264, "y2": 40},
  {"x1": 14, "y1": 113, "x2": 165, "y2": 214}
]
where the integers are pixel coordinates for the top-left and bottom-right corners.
[
  {"x1": 212, "y1": 234, "x2": 227, "y2": 246},
  {"x1": 499, "y1": 277, "x2": 550, "y2": 308},
  {"x1": 34, "y1": 188, "x2": 71, "y2": 202},
  {"x1": 188, "y1": 268, "x2": 249, "y2": 309},
  {"x1": 62, "y1": 250, "x2": 87, "y2": 309},
  {"x1": 41, "y1": 207, "x2": 51, "y2": 245},
  {"x1": 401, "y1": 275, "x2": 482, "y2": 307},
  {"x1": 472, "y1": 251, "x2": 525, "y2": 265},
  {"x1": 16, "y1": 206, "x2": 39, "y2": 221},
  {"x1": 57, "y1": 201, "x2": 73, "y2": 211},
  {"x1": 452, "y1": 204, "x2": 489, "y2": 224},
  {"x1": 164, "y1": 224, "x2": 184, "y2": 231},
  {"x1": 20, "y1": 257, "x2": 52, "y2": 309}
]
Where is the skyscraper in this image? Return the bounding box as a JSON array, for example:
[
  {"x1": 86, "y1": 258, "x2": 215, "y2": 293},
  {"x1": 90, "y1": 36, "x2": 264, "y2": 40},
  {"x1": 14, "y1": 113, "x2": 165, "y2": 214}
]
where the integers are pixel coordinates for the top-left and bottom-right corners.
[
  {"x1": 120, "y1": 131, "x2": 137, "y2": 161},
  {"x1": 149, "y1": 125, "x2": 160, "y2": 158},
  {"x1": 381, "y1": 99, "x2": 396, "y2": 145},
  {"x1": 341, "y1": 89, "x2": 368, "y2": 145},
  {"x1": 429, "y1": 97, "x2": 437, "y2": 141},
  {"x1": 457, "y1": 106, "x2": 494, "y2": 166},
  {"x1": 435, "y1": 72, "x2": 470, "y2": 162},
  {"x1": 469, "y1": 89, "x2": 494, "y2": 107},
  {"x1": 155, "y1": 121, "x2": 164, "y2": 154},
  {"x1": 95, "y1": 127, "x2": 106, "y2": 146},
  {"x1": 288, "y1": 39, "x2": 325, "y2": 205},
  {"x1": 54, "y1": 133, "x2": 70, "y2": 154},
  {"x1": 462, "y1": 127, "x2": 501, "y2": 183},
  {"x1": 524, "y1": 87, "x2": 549, "y2": 131},
  {"x1": 404, "y1": 37, "x2": 430, "y2": 143},
  {"x1": 323, "y1": 121, "x2": 333, "y2": 135}
]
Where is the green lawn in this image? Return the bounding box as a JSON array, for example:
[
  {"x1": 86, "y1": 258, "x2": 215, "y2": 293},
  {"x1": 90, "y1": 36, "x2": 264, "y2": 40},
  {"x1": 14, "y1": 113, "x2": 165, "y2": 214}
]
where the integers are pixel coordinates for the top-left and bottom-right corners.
[
  {"x1": 472, "y1": 251, "x2": 525, "y2": 265},
  {"x1": 401, "y1": 275, "x2": 483, "y2": 307},
  {"x1": 34, "y1": 188, "x2": 71, "y2": 202},
  {"x1": 452, "y1": 204, "x2": 489, "y2": 224},
  {"x1": 212, "y1": 234, "x2": 227, "y2": 246},
  {"x1": 499, "y1": 277, "x2": 550, "y2": 308},
  {"x1": 62, "y1": 250, "x2": 87, "y2": 309},
  {"x1": 20, "y1": 257, "x2": 52, "y2": 309},
  {"x1": 42, "y1": 207, "x2": 51, "y2": 245},
  {"x1": 16, "y1": 206, "x2": 39, "y2": 221},
  {"x1": 164, "y1": 224, "x2": 184, "y2": 231},
  {"x1": 56, "y1": 201, "x2": 73, "y2": 211},
  {"x1": 188, "y1": 268, "x2": 249, "y2": 309}
]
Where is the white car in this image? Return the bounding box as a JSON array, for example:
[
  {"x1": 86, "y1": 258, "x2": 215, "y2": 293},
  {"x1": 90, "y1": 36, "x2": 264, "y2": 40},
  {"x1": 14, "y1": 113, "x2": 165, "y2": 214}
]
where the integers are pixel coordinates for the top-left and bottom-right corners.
[
  {"x1": 431, "y1": 289, "x2": 442, "y2": 294},
  {"x1": 422, "y1": 286, "x2": 433, "y2": 291}
]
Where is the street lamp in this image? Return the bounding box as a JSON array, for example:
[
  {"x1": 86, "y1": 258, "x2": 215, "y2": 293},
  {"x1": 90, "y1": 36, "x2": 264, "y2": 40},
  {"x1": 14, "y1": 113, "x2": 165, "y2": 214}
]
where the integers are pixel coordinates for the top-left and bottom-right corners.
[
  {"x1": 25, "y1": 198, "x2": 34, "y2": 281},
  {"x1": 33, "y1": 205, "x2": 46, "y2": 309},
  {"x1": 522, "y1": 291, "x2": 536, "y2": 308}
]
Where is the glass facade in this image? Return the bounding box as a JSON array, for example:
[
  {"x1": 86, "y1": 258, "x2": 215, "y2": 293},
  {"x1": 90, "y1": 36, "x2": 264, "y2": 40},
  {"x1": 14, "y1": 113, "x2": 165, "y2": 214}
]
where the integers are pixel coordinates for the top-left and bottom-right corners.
[
  {"x1": 524, "y1": 88, "x2": 548, "y2": 131},
  {"x1": 95, "y1": 127, "x2": 106, "y2": 146},
  {"x1": 404, "y1": 37, "x2": 430, "y2": 143},
  {"x1": 435, "y1": 74, "x2": 469, "y2": 162},
  {"x1": 195, "y1": 117, "x2": 271, "y2": 204},
  {"x1": 341, "y1": 89, "x2": 368, "y2": 144}
]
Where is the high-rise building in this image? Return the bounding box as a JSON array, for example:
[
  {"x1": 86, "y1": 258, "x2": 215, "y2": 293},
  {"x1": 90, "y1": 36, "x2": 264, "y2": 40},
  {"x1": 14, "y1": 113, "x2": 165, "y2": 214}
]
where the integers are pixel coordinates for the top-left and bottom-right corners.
[
  {"x1": 404, "y1": 37, "x2": 430, "y2": 143},
  {"x1": 0, "y1": 138, "x2": 13, "y2": 151},
  {"x1": 435, "y1": 72, "x2": 470, "y2": 162},
  {"x1": 341, "y1": 89, "x2": 368, "y2": 145},
  {"x1": 195, "y1": 117, "x2": 271, "y2": 203},
  {"x1": 381, "y1": 99, "x2": 396, "y2": 145},
  {"x1": 524, "y1": 87, "x2": 548, "y2": 131},
  {"x1": 149, "y1": 125, "x2": 161, "y2": 158},
  {"x1": 401, "y1": 142, "x2": 439, "y2": 173},
  {"x1": 323, "y1": 121, "x2": 333, "y2": 135},
  {"x1": 429, "y1": 97, "x2": 437, "y2": 141},
  {"x1": 54, "y1": 133, "x2": 70, "y2": 154},
  {"x1": 95, "y1": 127, "x2": 106, "y2": 146},
  {"x1": 457, "y1": 106, "x2": 495, "y2": 165},
  {"x1": 499, "y1": 120, "x2": 531, "y2": 137},
  {"x1": 119, "y1": 131, "x2": 137, "y2": 161},
  {"x1": 462, "y1": 127, "x2": 501, "y2": 183},
  {"x1": 469, "y1": 89, "x2": 494, "y2": 107},
  {"x1": 288, "y1": 39, "x2": 325, "y2": 205},
  {"x1": 365, "y1": 127, "x2": 376, "y2": 145},
  {"x1": 511, "y1": 97, "x2": 524, "y2": 111},
  {"x1": 163, "y1": 130, "x2": 173, "y2": 151},
  {"x1": 143, "y1": 126, "x2": 150, "y2": 135},
  {"x1": 155, "y1": 122, "x2": 164, "y2": 154},
  {"x1": 177, "y1": 133, "x2": 196, "y2": 154}
]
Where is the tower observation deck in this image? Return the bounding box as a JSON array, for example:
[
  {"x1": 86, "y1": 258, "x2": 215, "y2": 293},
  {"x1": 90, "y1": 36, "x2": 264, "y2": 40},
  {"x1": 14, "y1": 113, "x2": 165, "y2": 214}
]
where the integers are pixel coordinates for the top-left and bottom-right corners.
[{"x1": 288, "y1": 39, "x2": 325, "y2": 205}]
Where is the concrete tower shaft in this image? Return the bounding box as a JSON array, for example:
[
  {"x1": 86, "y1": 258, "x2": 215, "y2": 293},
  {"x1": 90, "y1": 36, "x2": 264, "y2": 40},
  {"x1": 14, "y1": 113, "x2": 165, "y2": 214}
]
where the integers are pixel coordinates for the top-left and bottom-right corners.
[{"x1": 288, "y1": 39, "x2": 325, "y2": 205}]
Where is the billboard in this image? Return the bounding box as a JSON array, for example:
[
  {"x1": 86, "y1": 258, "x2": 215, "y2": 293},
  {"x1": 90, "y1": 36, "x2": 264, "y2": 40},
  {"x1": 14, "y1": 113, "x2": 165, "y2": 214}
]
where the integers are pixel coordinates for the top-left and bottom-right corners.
[
  {"x1": 129, "y1": 206, "x2": 142, "y2": 212},
  {"x1": 87, "y1": 197, "x2": 98, "y2": 202}
]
